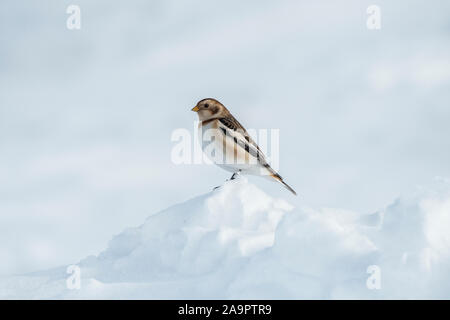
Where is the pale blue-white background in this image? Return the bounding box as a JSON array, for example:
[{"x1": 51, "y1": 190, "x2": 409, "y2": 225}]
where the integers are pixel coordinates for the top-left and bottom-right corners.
[{"x1": 0, "y1": 0, "x2": 449, "y2": 275}]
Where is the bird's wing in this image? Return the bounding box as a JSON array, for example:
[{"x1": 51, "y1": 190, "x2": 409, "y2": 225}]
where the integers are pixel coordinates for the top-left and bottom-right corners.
[
  {"x1": 218, "y1": 116, "x2": 261, "y2": 151},
  {"x1": 217, "y1": 116, "x2": 297, "y2": 196},
  {"x1": 217, "y1": 116, "x2": 269, "y2": 164}
]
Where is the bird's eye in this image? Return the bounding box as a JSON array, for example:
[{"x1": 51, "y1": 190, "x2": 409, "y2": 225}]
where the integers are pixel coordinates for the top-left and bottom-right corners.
[{"x1": 204, "y1": 103, "x2": 209, "y2": 108}]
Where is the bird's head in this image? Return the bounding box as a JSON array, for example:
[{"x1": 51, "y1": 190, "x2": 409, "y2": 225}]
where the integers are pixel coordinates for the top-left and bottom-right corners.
[{"x1": 191, "y1": 98, "x2": 229, "y2": 121}]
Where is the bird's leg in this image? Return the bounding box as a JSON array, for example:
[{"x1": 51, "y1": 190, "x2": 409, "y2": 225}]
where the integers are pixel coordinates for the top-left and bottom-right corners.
[
  {"x1": 229, "y1": 170, "x2": 241, "y2": 181},
  {"x1": 214, "y1": 171, "x2": 241, "y2": 191}
]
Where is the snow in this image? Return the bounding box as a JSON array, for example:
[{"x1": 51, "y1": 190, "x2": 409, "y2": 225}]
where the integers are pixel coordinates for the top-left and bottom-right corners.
[{"x1": 1, "y1": 177, "x2": 450, "y2": 299}]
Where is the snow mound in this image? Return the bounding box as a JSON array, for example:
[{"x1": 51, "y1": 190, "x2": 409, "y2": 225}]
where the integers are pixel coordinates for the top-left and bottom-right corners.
[{"x1": 1, "y1": 177, "x2": 450, "y2": 299}]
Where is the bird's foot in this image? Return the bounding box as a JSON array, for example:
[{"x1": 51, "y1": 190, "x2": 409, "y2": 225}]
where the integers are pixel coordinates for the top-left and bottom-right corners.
[
  {"x1": 214, "y1": 171, "x2": 242, "y2": 191},
  {"x1": 229, "y1": 171, "x2": 241, "y2": 181}
]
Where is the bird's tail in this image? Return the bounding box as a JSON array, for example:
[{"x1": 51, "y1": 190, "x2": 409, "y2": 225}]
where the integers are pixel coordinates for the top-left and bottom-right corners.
[{"x1": 270, "y1": 174, "x2": 297, "y2": 196}]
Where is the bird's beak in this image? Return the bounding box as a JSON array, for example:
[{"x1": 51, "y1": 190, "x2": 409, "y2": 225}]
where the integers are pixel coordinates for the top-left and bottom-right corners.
[{"x1": 191, "y1": 106, "x2": 199, "y2": 112}]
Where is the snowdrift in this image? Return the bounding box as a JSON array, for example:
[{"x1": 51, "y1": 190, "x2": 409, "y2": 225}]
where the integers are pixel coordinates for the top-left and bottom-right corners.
[{"x1": 1, "y1": 177, "x2": 450, "y2": 299}]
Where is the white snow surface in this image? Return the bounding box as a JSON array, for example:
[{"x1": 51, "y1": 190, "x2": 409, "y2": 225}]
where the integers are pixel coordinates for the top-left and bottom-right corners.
[{"x1": 1, "y1": 177, "x2": 450, "y2": 299}]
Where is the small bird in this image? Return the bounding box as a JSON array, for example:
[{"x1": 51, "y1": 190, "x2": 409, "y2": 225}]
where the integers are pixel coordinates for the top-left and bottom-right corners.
[{"x1": 192, "y1": 98, "x2": 297, "y2": 195}]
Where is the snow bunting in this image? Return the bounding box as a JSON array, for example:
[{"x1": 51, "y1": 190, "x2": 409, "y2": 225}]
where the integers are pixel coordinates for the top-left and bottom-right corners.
[{"x1": 192, "y1": 98, "x2": 297, "y2": 195}]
